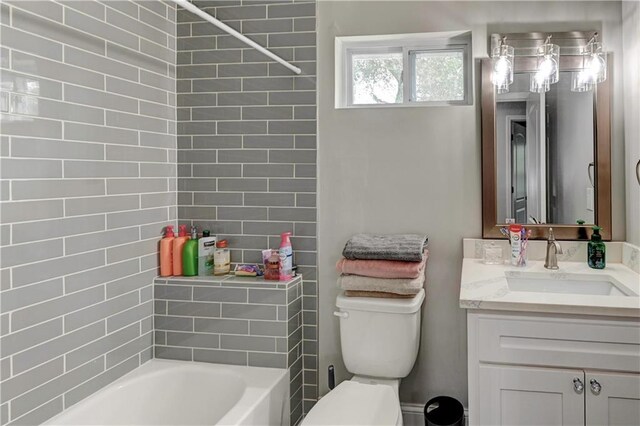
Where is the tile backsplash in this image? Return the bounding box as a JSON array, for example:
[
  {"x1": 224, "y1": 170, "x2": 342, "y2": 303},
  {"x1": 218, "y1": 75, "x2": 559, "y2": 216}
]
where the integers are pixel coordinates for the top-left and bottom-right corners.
[{"x1": 0, "y1": 1, "x2": 176, "y2": 424}]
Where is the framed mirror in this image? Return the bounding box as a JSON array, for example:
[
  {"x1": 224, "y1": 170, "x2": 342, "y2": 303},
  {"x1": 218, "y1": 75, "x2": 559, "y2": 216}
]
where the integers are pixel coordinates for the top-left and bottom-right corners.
[{"x1": 481, "y1": 55, "x2": 611, "y2": 240}]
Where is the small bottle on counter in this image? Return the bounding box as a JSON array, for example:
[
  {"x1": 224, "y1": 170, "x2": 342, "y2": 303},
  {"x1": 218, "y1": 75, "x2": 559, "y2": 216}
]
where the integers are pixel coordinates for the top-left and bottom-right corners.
[
  {"x1": 264, "y1": 251, "x2": 280, "y2": 281},
  {"x1": 588, "y1": 226, "x2": 606, "y2": 269},
  {"x1": 214, "y1": 239, "x2": 231, "y2": 275}
]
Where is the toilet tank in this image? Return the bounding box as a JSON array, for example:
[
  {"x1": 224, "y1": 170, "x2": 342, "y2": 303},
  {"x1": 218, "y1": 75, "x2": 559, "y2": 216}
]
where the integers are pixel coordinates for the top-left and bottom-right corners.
[{"x1": 335, "y1": 289, "x2": 425, "y2": 379}]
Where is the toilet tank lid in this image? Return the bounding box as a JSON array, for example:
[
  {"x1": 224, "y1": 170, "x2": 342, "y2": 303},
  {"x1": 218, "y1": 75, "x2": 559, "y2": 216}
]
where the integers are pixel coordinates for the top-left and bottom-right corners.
[{"x1": 336, "y1": 289, "x2": 425, "y2": 314}]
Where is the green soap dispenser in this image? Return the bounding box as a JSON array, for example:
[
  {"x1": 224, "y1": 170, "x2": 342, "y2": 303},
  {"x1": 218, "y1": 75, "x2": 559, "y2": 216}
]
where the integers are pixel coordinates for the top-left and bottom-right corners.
[
  {"x1": 182, "y1": 226, "x2": 199, "y2": 276},
  {"x1": 588, "y1": 226, "x2": 606, "y2": 269}
]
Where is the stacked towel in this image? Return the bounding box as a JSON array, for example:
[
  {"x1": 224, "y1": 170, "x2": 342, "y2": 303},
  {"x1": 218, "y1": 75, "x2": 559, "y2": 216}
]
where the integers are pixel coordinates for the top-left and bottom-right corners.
[
  {"x1": 342, "y1": 234, "x2": 428, "y2": 262},
  {"x1": 337, "y1": 234, "x2": 428, "y2": 298}
]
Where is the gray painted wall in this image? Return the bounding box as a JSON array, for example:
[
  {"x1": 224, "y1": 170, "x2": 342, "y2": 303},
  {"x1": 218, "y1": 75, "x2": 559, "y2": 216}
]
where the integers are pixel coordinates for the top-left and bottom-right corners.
[
  {"x1": 175, "y1": 0, "x2": 318, "y2": 414},
  {"x1": 0, "y1": 1, "x2": 176, "y2": 424},
  {"x1": 623, "y1": 1, "x2": 640, "y2": 246},
  {"x1": 317, "y1": 0, "x2": 625, "y2": 407}
]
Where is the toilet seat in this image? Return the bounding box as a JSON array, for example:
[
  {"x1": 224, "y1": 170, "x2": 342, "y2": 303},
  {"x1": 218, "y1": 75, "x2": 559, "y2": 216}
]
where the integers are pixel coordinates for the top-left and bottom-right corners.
[{"x1": 301, "y1": 380, "x2": 401, "y2": 425}]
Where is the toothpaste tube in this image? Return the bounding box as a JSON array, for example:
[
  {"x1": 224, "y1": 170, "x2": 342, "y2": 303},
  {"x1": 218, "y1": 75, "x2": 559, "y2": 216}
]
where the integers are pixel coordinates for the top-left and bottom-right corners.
[{"x1": 509, "y1": 224, "x2": 523, "y2": 266}]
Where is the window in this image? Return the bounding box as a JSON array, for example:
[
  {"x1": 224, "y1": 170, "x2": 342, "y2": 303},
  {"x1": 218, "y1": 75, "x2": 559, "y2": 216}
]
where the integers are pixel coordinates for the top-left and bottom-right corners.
[{"x1": 335, "y1": 32, "x2": 472, "y2": 108}]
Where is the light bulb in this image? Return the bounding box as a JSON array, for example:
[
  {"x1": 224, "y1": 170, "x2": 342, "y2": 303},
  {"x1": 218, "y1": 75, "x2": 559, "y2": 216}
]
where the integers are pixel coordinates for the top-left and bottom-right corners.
[{"x1": 538, "y1": 56, "x2": 557, "y2": 80}]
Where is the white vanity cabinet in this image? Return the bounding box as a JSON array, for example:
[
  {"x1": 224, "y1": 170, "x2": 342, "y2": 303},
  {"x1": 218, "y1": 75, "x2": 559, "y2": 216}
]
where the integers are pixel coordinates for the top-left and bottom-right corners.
[{"x1": 467, "y1": 312, "x2": 640, "y2": 426}]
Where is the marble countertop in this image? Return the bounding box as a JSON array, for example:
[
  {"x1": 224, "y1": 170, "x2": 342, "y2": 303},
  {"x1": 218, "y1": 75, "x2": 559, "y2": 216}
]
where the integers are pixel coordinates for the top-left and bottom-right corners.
[{"x1": 460, "y1": 257, "x2": 640, "y2": 318}]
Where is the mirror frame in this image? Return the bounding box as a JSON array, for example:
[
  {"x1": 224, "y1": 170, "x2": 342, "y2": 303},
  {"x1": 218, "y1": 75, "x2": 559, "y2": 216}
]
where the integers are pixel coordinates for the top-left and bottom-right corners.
[{"x1": 481, "y1": 56, "x2": 612, "y2": 240}]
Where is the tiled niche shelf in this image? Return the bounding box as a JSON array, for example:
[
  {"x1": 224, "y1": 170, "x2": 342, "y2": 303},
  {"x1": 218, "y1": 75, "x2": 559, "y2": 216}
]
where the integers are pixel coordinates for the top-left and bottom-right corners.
[{"x1": 153, "y1": 274, "x2": 303, "y2": 424}]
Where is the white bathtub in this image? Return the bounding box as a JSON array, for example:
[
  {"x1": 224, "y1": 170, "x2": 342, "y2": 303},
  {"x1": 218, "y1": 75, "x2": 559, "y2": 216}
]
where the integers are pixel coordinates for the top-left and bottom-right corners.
[{"x1": 44, "y1": 359, "x2": 290, "y2": 426}]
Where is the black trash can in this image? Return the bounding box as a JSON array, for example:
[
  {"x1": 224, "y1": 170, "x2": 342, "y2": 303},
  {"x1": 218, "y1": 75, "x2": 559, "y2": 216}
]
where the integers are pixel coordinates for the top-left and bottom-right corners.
[{"x1": 424, "y1": 396, "x2": 464, "y2": 426}]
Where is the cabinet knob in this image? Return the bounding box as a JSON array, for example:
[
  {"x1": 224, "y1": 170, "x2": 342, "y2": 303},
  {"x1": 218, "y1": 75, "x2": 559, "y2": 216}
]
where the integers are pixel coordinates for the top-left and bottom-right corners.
[
  {"x1": 573, "y1": 377, "x2": 584, "y2": 393},
  {"x1": 590, "y1": 378, "x2": 602, "y2": 395}
]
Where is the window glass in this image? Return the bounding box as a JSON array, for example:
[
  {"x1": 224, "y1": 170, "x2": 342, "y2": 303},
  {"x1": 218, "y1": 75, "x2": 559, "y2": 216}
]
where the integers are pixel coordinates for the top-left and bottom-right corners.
[
  {"x1": 351, "y1": 52, "x2": 403, "y2": 105},
  {"x1": 413, "y1": 50, "x2": 465, "y2": 102}
]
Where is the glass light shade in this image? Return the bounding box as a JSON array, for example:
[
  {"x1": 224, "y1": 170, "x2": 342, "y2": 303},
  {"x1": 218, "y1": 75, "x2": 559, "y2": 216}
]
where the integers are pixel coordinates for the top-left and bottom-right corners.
[
  {"x1": 571, "y1": 70, "x2": 592, "y2": 92},
  {"x1": 583, "y1": 41, "x2": 607, "y2": 84},
  {"x1": 530, "y1": 43, "x2": 559, "y2": 93},
  {"x1": 491, "y1": 44, "x2": 514, "y2": 93},
  {"x1": 529, "y1": 75, "x2": 550, "y2": 93}
]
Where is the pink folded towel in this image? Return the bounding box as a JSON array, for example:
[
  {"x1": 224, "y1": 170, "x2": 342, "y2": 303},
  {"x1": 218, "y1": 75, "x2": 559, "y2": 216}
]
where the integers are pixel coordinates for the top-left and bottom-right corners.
[{"x1": 335, "y1": 250, "x2": 428, "y2": 279}]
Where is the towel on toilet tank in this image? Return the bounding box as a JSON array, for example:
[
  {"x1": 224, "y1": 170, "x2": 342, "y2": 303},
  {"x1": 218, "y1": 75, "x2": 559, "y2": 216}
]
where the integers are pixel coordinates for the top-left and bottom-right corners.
[
  {"x1": 342, "y1": 234, "x2": 428, "y2": 262},
  {"x1": 344, "y1": 290, "x2": 416, "y2": 299},
  {"x1": 337, "y1": 273, "x2": 425, "y2": 295},
  {"x1": 336, "y1": 250, "x2": 429, "y2": 279}
]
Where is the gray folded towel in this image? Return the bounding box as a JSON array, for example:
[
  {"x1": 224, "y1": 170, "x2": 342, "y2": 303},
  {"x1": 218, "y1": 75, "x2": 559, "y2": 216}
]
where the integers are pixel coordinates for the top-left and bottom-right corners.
[{"x1": 342, "y1": 234, "x2": 428, "y2": 262}]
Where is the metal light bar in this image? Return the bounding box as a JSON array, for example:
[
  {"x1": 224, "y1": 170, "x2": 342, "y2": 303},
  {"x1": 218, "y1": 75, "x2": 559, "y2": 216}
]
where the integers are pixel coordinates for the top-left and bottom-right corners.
[{"x1": 171, "y1": 0, "x2": 302, "y2": 74}]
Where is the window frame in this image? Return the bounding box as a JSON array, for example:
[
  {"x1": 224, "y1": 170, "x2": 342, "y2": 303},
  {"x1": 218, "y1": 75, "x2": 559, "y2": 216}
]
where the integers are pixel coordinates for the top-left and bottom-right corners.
[{"x1": 335, "y1": 32, "x2": 473, "y2": 109}]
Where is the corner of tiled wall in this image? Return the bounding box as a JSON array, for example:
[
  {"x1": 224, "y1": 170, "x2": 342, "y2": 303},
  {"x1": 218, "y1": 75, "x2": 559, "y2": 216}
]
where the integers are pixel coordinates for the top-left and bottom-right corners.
[
  {"x1": 175, "y1": 0, "x2": 318, "y2": 417},
  {"x1": 0, "y1": 1, "x2": 177, "y2": 424}
]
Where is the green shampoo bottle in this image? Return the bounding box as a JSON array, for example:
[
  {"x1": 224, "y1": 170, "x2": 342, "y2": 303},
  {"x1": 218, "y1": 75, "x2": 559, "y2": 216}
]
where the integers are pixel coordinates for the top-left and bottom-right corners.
[
  {"x1": 588, "y1": 226, "x2": 606, "y2": 269},
  {"x1": 182, "y1": 226, "x2": 199, "y2": 276}
]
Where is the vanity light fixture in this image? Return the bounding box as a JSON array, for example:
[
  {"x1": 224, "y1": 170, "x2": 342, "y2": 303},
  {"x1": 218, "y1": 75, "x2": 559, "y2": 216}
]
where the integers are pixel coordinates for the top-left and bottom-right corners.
[
  {"x1": 530, "y1": 35, "x2": 560, "y2": 93},
  {"x1": 571, "y1": 32, "x2": 607, "y2": 92},
  {"x1": 491, "y1": 36, "x2": 514, "y2": 94}
]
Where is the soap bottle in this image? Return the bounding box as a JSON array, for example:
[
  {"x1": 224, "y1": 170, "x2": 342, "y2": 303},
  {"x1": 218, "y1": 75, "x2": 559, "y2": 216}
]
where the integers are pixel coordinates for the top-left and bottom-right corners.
[
  {"x1": 214, "y1": 239, "x2": 231, "y2": 275},
  {"x1": 198, "y1": 230, "x2": 217, "y2": 276},
  {"x1": 172, "y1": 225, "x2": 190, "y2": 276},
  {"x1": 588, "y1": 226, "x2": 606, "y2": 269},
  {"x1": 182, "y1": 226, "x2": 199, "y2": 276},
  {"x1": 159, "y1": 225, "x2": 175, "y2": 277},
  {"x1": 278, "y1": 232, "x2": 293, "y2": 280}
]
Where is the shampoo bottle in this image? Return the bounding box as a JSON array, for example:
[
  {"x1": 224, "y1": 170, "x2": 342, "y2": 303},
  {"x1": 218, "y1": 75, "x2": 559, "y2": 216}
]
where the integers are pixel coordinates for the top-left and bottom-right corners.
[
  {"x1": 172, "y1": 225, "x2": 189, "y2": 276},
  {"x1": 278, "y1": 232, "x2": 293, "y2": 280},
  {"x1": 588, "y1": 226, "x2": 606, "y2": 269},
  {"x1": 198, "y1": 230, "x2": 217, "y2": 276},
  {"x1": 182, "y1": 226, "x2": 199, "y2": 276},
  {"x1": 160, "y1": 225, "x2": 175, "y2": 277}
]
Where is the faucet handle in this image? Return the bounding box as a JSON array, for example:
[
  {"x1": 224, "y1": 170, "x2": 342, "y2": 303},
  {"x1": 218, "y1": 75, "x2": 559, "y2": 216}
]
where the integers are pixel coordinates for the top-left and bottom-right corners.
[{"x1": 548, "y1": 227, "x2": 556, "y2": 241}]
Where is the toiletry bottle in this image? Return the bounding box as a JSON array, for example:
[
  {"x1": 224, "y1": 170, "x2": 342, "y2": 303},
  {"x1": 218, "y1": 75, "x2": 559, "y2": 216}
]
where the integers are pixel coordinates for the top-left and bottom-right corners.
[
  {"x1": 265, "y1": 251, "x2": 280, "y2": 281},
  {"x1": 159, "y1": 225, "x2": 175, "y2": 277},
  {"x1": 198, "y1": 230, "x2": 216, "y2": 276},
  {"x1": 508, "y1": 224, "x2": 522, "y2": 266},
  {"x1": 588, "y1": 226, "x2": 606, "y2": 269},
  {"x1": 576, "y1": 219, "x2": 588, "y2": 240},
  {"x1": 278, "y1": 232, "x2": 293, "y2": 280},
  {"x1": 182, "y1": 226, "x2": 199, "y2": 276},
  {"x1": 214, "y1": 239, "x2": 231, "y2": 275},
  {"x1": 172, "y1": 225, "x2": 190, "y2": 276}
]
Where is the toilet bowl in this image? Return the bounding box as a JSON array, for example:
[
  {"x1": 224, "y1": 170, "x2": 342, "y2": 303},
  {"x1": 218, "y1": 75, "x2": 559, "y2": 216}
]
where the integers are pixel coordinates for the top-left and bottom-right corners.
[
  {"x1": 302, "y1": 380, "x2": 401, "y2": 426},
  {"x1": 302, "y1": 289, "x2": 425, "y2": 426}
]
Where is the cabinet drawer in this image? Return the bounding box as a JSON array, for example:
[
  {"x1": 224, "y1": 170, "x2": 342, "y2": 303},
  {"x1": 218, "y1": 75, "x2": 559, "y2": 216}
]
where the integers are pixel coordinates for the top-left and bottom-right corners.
[{"x1": 475, "y1": 314, "x2": 640, "y2": 372}]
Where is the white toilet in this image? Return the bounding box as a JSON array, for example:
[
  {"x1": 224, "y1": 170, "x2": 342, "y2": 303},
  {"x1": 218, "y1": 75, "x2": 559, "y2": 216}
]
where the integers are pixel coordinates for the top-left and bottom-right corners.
[{"x1": 302, "y1": 288, "x2": 425, "y2": 426}]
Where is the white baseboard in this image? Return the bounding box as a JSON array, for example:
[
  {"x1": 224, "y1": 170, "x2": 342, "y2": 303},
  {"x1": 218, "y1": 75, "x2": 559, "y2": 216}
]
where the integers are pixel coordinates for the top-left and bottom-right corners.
[{"x1": 401, "y1": 402, "x2": 469, "y2": 426}]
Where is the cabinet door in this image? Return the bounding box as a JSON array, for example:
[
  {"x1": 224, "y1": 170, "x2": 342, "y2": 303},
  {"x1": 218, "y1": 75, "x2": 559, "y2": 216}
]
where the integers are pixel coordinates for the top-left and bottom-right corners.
[
  {"x1": 478, "y1": 364, "x2": 585, "y2": 426},
  {"x1": 586, "y1": 372, "x2": 640, "y2": 426}
]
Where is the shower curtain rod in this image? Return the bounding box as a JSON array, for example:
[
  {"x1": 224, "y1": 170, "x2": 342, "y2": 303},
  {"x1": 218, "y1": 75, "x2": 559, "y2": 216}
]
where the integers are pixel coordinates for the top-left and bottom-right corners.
[{"x1": 171, "y1": 0, "x2": 302, "y2": 75}]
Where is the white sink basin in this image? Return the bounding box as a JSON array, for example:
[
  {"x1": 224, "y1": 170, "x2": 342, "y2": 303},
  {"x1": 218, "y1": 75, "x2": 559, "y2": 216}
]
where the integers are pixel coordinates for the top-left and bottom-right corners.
[{"x1": 506, "y1": 274, "x2": 637, "y2": 297}]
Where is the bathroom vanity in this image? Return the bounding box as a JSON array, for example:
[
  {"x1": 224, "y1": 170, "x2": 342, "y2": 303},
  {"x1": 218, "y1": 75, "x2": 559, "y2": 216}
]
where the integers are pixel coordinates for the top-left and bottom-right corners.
[{"x1": 460, "y1": 239, "x2": 640, "y2": 426}]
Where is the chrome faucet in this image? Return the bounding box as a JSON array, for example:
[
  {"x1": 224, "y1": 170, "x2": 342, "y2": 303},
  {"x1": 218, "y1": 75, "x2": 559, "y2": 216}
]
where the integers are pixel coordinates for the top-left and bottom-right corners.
[{"x1": 544, "y1": 228, "x2": 563, "y2": 270}]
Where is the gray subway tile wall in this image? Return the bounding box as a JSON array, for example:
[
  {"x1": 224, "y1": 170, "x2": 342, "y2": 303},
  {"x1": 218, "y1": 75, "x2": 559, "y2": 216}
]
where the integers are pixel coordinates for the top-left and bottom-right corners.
[
  {"x1": 154, "y1": 275, "x2": 304, "y2": 424},
  {"x1": 176, "y1": 0, "x2": 318, "y2": 416},
  {"x1": 0, "y1": 1, "x2": 176, "y2": 424}
]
